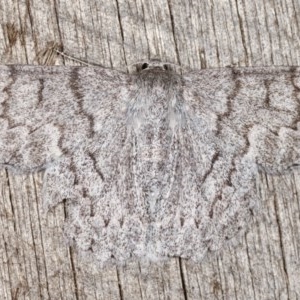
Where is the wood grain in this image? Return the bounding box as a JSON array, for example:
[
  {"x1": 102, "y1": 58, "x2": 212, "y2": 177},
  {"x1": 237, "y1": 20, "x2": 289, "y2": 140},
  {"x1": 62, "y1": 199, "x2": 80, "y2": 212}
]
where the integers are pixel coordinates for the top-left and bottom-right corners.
[{"x1": 0, "y1": 0, "x2": 300, "y2": 299}]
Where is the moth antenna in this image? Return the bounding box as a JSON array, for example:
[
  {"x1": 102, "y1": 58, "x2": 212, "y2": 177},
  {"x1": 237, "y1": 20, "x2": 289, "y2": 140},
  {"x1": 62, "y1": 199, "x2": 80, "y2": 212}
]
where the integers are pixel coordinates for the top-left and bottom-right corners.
[{"x1": 54, "y1": 49, "x2": 91, "y2": 66}]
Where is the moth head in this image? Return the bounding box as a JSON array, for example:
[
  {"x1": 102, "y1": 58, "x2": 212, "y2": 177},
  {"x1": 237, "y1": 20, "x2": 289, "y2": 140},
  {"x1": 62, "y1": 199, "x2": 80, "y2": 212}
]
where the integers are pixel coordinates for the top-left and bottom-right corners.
[{"x1": 135, "y1": 60, "x2": 172, "y2": 73}]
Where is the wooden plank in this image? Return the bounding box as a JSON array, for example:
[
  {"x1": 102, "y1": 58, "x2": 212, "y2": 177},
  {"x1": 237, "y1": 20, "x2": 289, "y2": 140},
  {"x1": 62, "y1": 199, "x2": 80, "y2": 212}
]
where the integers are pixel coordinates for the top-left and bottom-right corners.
[{"x1": 0, "y1": 0, "x2": 300, "y2": 299}]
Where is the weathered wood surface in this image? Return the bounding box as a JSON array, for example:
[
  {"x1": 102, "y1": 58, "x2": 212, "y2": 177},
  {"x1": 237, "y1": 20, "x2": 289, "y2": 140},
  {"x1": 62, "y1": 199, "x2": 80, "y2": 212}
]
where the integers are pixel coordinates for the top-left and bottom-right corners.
[{"x1": 0, "y1": 0, "x2": 300, "y2": 299}]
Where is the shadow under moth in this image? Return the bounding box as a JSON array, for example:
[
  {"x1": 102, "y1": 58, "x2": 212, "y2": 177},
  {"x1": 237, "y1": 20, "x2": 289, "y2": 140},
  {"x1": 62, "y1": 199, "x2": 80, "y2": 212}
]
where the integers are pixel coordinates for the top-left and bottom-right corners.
[{"x1": 0, "y1": 61, "x2": 299, "y2": 267}]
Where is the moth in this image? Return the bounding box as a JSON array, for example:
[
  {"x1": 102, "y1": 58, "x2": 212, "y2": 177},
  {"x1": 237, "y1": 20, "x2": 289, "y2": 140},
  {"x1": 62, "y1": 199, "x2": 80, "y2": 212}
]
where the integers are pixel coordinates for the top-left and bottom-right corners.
[{"x1": 0, "y1": 61, "x2": 299, "y2": 266}]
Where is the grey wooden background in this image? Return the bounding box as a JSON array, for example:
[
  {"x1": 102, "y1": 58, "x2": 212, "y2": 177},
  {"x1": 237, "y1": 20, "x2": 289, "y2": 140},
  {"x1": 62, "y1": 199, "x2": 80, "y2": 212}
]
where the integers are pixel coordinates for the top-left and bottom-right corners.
[{"x1": 0, "y1": 0, "x2": 300, "y2": 299}]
